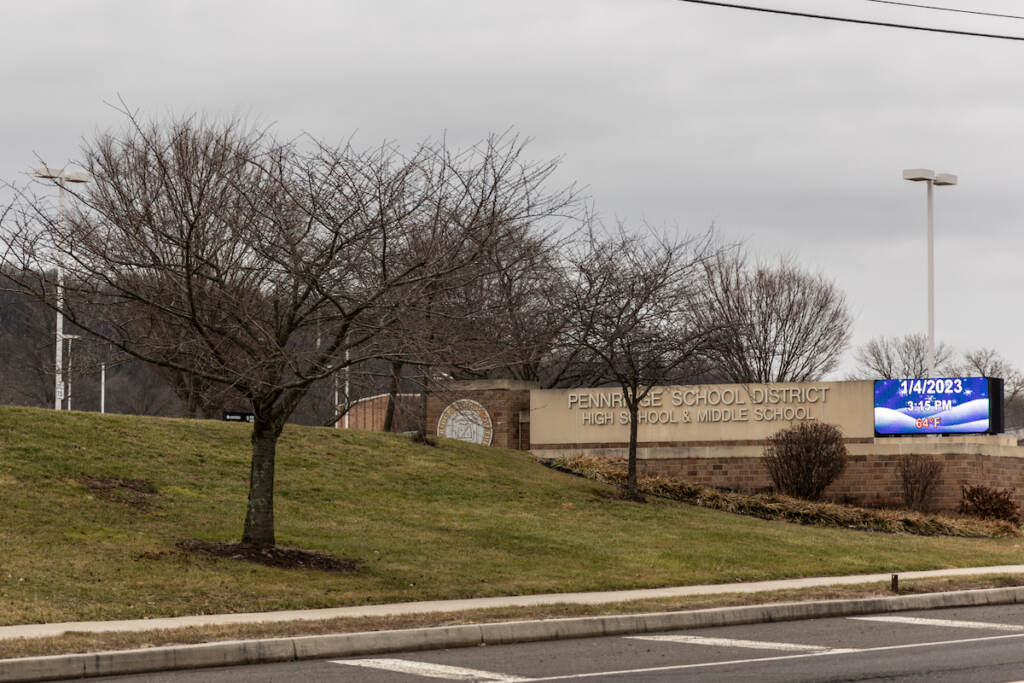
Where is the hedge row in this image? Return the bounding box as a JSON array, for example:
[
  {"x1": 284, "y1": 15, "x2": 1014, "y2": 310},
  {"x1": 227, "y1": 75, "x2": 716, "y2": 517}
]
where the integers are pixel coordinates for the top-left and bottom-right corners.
[{"x1": 547, "y1": 456, "x2": 1020, "y2": 538}]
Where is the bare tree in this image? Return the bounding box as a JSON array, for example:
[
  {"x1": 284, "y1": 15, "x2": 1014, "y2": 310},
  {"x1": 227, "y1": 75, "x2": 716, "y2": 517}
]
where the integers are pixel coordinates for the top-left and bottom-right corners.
[
  {"x1": 1, "y1": 113, "x2": 574, "y2": 548},
  {"x1": 701, "y1": 253, "x2": 851, "y2": 382},
  {"x1": 387, "y1": 216, "x2": 577, "y2": 401},
  {"x1": 559, "y1": 225, "x2": 723, "y2": 499},
  {"x1": 0, "y1": 271, "x2": 54, "y2": 406},
  {"x1": 850, "y1": 333, "x2": 956, "y2": 379},
  {"x1": 953, "y1": 347, "x2": 1024, "y2": 430},
  {"x1": 362, "y1": 139, "x2": 578, "y2": 431},
  {"x1": 103, "y1": 359, "x2": 183, "y2": 416},
  {"x1": 957, "y1": 348, "x2": 1024, "y2": 401},
  {"x1": 148, "y1": 364, "x2": 247, "y2": 419},
  {"x1": 441, "y1": 223, "x2": 570, "y2": 385}
]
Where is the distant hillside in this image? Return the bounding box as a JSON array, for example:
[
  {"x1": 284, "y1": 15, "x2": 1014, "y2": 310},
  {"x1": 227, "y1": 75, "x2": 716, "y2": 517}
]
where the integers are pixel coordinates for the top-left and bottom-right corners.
[{"x1": 0, "y1": 404, "x2": 1021, "y2": 625}]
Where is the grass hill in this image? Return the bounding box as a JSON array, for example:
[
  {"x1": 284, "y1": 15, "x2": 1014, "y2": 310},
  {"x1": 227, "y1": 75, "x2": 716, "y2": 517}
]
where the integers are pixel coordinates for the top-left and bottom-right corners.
[{"x1": 1, "y1": 404, "x2": 1023, "y2": 626}]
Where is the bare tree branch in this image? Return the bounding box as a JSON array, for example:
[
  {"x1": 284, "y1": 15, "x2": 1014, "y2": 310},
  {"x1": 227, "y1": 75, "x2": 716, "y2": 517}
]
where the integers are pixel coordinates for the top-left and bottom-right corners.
[
  {"x1": 557, "y1": 223, "x2": 726, "y2": 498},
  {"x1": 701, "y1": 252, "x2": 852, "y2": 382}
]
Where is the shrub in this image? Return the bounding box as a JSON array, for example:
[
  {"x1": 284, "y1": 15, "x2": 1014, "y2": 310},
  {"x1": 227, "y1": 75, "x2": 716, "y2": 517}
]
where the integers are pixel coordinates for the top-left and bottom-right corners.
[
  {"x1": 761, "y1": 422, "x2": 847, "y2": 501},
  {"x1": 900, "y1": 454, "x2": 943, "y2": 512},
  {"x1": 958, "y1": 484, "x2": 1021, "y2": 524}
]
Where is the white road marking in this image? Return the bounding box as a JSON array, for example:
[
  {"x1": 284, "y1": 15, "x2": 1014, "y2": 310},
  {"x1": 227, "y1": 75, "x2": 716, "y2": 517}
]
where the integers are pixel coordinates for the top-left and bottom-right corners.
[
  {"x1": 520, "y1": 631, "x2": 1024, "y2": 681},
  {"x1": 332, "y1": 657, "x2": 529, "y2": 681},
  {"x1": 332, "y1": 630, "x2": 1024, "y2": 681},
  {"x1": 851, "y1": 615, "x2": 1024, "y2": 631},
  {"x1": 629, "y1": 634, "x2": 854, "y2": 652}
]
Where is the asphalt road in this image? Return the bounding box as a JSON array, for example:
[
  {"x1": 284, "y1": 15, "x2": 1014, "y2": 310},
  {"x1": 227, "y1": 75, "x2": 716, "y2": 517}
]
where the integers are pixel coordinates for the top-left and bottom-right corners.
[{"x1": 83, "y1": 603, "x2": 1024, "y2": 682}]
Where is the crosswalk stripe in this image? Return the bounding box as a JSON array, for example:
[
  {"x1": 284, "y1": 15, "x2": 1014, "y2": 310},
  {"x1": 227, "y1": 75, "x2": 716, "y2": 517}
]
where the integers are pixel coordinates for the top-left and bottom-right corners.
[
  {"x1": 628, "y1": 634, "x2": 855, "y2": 652},
  {"x1": 331, "y1": 657, "x2": 529, "y2": 681},
  {"x1": 529, "y1": 633, "x2": 1024, "y2": 681},
  {"x1": 850, "y1": 615, "x2": 1024, "y2": 631}
]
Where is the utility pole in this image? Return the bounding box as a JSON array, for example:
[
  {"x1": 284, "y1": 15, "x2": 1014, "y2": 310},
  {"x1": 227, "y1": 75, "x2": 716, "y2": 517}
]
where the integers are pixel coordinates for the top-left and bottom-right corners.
[{"x1": 33, "y1": 168, "x2": 90, "y2": 409}]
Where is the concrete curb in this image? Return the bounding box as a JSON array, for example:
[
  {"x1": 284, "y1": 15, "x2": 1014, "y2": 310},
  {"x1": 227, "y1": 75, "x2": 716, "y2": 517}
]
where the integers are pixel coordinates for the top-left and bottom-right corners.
[
  {"x1": 8, "y1": 565, "x2": 1024, "y2": 641},
  {"x1": 4, "y1": 586, "x2": 1024, "y2": 682}
]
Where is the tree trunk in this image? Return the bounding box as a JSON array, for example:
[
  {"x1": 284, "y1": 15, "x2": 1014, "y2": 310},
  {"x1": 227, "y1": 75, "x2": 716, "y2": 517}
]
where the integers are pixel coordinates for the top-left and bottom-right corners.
[
  {"x1": 627, "y1": 401, "x2": 640, "y2": 500},
  {"x1": 419, "y1": 367, "x2": 430, "y2": 434},
  {"x1": 383, "y1": 359, "x2": 402, "y2": 432},
  {"x1": 242, "y1": 414, "x2": 283, "y2": 548},
  {"x1": 174, "y1": 371, "x2": 200, "y2": 419},
  {"x1": 185, "y1": 384, "x2": 199, "y2": 419}
]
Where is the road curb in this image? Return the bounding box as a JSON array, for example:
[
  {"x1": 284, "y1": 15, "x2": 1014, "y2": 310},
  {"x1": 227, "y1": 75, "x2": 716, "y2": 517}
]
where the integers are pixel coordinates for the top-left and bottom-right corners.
[{"x1": 4, "y1": 586, "x2": 1024, "y2": 682}]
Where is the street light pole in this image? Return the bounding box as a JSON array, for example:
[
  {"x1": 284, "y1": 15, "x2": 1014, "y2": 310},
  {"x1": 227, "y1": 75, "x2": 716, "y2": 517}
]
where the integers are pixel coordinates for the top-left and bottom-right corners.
[
  {"x1": 55, "y1": 184, "x2": 65, "y2": 411},
  {"x1": 34, "y1": 168, "x2": 90, "y2": 410},
  {"x1": 343, "y1": 348, "x2": 350, "y2": 429},
  {"x1": 903, "y1": 168, "x2": 957, "y2": 378},
  {"x1": 64, "y1": 334, "x2": 80, "y2": 411}
]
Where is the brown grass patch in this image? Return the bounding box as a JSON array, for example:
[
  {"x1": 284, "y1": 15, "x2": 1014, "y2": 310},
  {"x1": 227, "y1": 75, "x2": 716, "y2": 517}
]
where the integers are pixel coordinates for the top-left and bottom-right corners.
[{"x1": 77, "y1": 475, "x2": 159, "y2": 510}]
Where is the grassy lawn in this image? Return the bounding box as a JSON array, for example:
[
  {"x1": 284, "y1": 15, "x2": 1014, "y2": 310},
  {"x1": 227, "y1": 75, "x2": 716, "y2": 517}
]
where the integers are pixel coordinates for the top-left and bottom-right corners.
[{"x1": 1, "y1": 404, "x2": 1023, "y2": 626}]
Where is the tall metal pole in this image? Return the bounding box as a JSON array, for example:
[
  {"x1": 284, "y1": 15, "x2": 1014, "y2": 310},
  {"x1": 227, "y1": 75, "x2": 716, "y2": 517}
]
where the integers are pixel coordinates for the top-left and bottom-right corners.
[
  {"x1": 926, "y1": 179, "x2": 935, "y2": 378},
  {"x1": 903, "y1": 168, "x2": 956, "y2": 379},
  {"x1": 100, "y1": 363, "x2": 106, "y2": 414},
  {"x1": 66, "y1": 336, "x2": 73, "y2": 411},
  {"x1": 36, "y1": 168, "x2": 89, "y2": 410},
  {"x1": 55, "y1": 182, "x2": 65, "y2": 411},
  {"x1": 343, "y1": 347, "x2": 350, "y2": 429}
]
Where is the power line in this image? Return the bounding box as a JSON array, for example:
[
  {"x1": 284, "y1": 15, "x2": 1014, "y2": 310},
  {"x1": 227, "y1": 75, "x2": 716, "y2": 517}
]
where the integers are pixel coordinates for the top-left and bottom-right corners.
[
  {"x1": 674, "y1": 0, "x2": 1024, "y2": 40},
  {"x1": 863, "y1": 0, "x2": 1024, "y2": 21}
]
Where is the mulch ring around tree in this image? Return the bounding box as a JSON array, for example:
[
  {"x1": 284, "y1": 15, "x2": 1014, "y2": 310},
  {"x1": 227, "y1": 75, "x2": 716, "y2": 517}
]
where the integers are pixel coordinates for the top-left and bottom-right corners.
[{"x1": 176, "y1": 539, "x2": 359, "y2": 572}]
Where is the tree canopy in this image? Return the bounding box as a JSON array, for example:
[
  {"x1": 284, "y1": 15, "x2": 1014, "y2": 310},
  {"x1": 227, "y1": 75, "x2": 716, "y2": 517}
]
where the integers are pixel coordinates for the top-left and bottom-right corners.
[{"x1": 0, "y1": 113, "x2": 577, "y2": 547}]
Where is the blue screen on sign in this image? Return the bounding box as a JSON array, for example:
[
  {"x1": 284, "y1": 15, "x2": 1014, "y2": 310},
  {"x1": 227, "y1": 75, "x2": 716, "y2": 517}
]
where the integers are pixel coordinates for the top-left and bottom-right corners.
[{"x1": 874, "y1": 377, "x2": 990, "y2": 435}]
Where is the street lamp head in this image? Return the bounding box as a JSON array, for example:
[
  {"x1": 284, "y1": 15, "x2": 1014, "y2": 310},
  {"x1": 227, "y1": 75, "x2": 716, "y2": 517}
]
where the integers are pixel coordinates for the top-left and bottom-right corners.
[
  {"x1": 903, "y1": 168, "x2": 936, "y2": 182},
  {"x1": 934, "y1": 173, "x2": 958, "y2": 186},
  {"x1": 33, "y1": 167, "x2": 90, "y2": 184}
]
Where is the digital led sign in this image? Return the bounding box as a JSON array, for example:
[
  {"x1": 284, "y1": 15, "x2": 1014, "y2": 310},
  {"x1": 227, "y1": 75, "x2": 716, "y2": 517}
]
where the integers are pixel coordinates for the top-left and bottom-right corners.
[{"x1": 874, "y1": 377, "x2": 1002, "y2": 435}]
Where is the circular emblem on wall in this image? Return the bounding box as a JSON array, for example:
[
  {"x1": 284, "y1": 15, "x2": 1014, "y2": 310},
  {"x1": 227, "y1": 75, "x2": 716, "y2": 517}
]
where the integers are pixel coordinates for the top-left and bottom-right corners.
[{"x1": 437, "y1": 399, "x2": 494, "y2": 446}]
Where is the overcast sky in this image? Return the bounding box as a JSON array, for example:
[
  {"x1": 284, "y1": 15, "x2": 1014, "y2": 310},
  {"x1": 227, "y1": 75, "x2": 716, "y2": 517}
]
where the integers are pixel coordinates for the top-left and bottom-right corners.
[{"x1": 3, "y1": 0, "x2": 1022, "y2": 379}]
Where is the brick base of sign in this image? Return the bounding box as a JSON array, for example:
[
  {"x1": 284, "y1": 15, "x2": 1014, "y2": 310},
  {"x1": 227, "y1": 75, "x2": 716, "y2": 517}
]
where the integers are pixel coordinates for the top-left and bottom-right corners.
[
  {"x1": 532, "y1": 435, "x2": 1024, "y2": 513},
  {"x1": 426, "y1": 380, "x2": 535, "y2": 450},
  {"x1": 350, "y1": 378, "x2": 1024, "y2": 513},
  {"x1": 641, "y1": 452, "x2": 1024, "y2": 512}
]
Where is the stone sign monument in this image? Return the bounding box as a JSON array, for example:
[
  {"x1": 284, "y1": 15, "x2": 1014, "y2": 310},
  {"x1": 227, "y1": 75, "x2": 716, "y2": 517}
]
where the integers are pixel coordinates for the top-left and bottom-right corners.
[{"x1": 529, "y1": 381, "x2": 874, "y2": 449}]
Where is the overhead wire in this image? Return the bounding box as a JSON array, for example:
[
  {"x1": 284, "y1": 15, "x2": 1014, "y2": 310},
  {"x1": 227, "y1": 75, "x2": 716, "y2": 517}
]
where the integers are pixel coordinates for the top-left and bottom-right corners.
[
  {"x1": 862, "y1": 1, "x2": 1024, "y2": 22},
  {"x1": 673, "y1": 0, "x2": 1024, "y2": 40}
]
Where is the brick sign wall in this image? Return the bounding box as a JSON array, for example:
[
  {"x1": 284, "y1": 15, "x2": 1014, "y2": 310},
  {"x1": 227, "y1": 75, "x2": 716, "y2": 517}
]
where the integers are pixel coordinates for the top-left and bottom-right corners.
[{"x1": 427, "y1": 380, "x2": 535, "y2": 450}]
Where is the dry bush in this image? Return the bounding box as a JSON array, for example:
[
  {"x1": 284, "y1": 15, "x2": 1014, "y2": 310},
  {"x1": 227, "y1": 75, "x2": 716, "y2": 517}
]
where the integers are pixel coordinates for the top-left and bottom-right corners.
[
  {"x1": 761, "y1": 422, "x2": 847, "y2": 501},
  {"x1": 900, "y1": 454, "x2": 943, "y2": 512},
  {"x1": 547, "y1": 456, "x2": 1020, "y2": 538},
  {"x1": 958, "y1": 485, "x2": 1022, "y2": 524}
]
